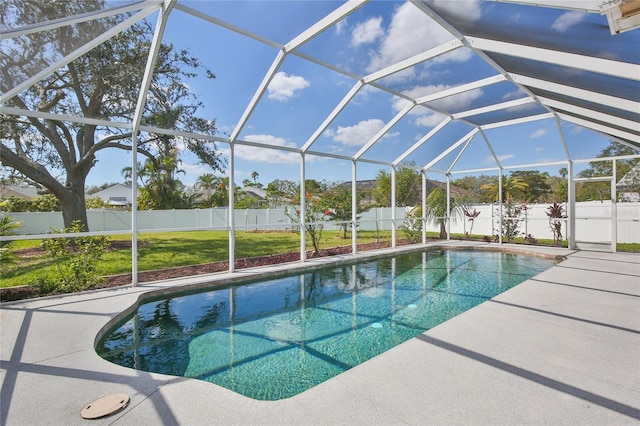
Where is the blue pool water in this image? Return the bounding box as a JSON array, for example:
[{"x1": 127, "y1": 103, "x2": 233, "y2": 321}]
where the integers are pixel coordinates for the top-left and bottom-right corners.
[{"x1": 97, "y1": 249, "x2": 558, "y2": 400}]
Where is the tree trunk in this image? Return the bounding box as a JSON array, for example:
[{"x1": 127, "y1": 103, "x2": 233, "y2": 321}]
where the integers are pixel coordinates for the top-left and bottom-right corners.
[
  {"x1": 439, "y1": 222, "x2": 447, "y2": 239},
  {"x1": 56, "y1": 177, "x2": 89, "y2": 231}
]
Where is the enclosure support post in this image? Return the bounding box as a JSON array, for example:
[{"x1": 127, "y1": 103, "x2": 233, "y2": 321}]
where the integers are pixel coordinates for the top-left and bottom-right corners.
[
  {"x1": 498, "y1": 168, "x2": 503, "y2": 244},
  {"x1": 568, "y1": 161, "x2": 575, "y2": 250},
  {"x1": 391, "y1": 166, "x2": 397, "y2": 249},
  {"x1": 612, "y1": 160, "x2": 617, "y2": 253},
  {"x1": 446, "y1": 174, "x2": 451, "y2": 240},
  {"x1": 131, "y1": 138, "x2": 138, "y2": 286},
  {"x1": 228, "y1": 143, "x2": 235, "y2": 273},
  {"x1": 300, "y1": 154, "x2": 307, "y2": 262},
  {"x1": 127, "y1": 1, "x2": 176, "y2": 285},
  {"x1": 352, "y1": 161, "x2": 358, "y2": 255},
  {"x1": 422, "y1": 170, "x2": 427, "y2": 244}
]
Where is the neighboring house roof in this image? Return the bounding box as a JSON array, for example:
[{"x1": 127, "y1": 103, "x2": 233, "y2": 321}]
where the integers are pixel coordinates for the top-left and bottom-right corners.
[
  {"x1": 91, "y1": 183, "x2": 136, "y2": 205},
  {"x1": 337, "y1": 179, "x2": 475, "y2": 198},
  {"x1": 0, "y1": 185, "x2": 40, "y2": 200},
  {"x1": 240, "y1": 186, "x2": 267, "y2": 200}
]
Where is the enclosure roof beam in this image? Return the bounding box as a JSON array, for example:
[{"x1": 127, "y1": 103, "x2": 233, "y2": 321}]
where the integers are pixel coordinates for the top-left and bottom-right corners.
[
  {"x1": 0, "y1": 106, "x2": 132, "y2": 129},
  {"x1": 415, "y1": 75, "x2": 506, "y2": 105},
  {"x1": 481, "y1": 112, "x2": 554, "y2": 130},
  {"x1": 229, "y1": 49, "x2": 286, "y2": 142},
  {"x1": 510, "y1": 74, "x2": 640, "y2": 114},
  {"x1": 540, "y1": 97, "x2": 640, "y2": 138},
  {"x1": 364, "y1": 39, "x2": 463, "y2": 83},
  {"x1": 174, "y1": 3, "x2": 282, "y2": 49},
  {"x1": 0, "y1": 8, "x2": 158, "y2": 104},
  {"x1": 491, "y1": 0, "x2": 601, "y2": 12},
  {"x1": 453, "y1": 97, "x2": 536, "y2": 119},
  {"x1": 302, "y1": 81, "x2": 364, "y2": 153},
  {"x1": 0, "y1": 0, "x2": 157, "y2": 38},
  {"x1": 392, "y1": 117, "x2": 452, "y2": 166},
  {"x1": 502, "y1": 161, "x2": 568, "y2": 170},
  {"x1": 447, "y1": 134, "x2": 475, "y2": 174},
  {"x1": 354, "y1": 102, "x2": 415, "y2": 161},
  {"x1": 558, "y1": 113, "x2": 640, "y2": 144},
  {"x1": 423, "y1": 128, "x2": 479, "y2": 171},
  {"x1": 306, "y1": 150, "x2": 367, "y2": 163},
  {"x1": 285, "y1": 1, "x2": 368, "y2": 52},
  {"x1": 467, "y1": 37, "x2": 640, "y2": 81},
  {"x1": 235, "y1": 138, "x2": 301, "y2": 154},
  {"x1": 479, "y1": 128, "x2": 502, "y2": 169}
]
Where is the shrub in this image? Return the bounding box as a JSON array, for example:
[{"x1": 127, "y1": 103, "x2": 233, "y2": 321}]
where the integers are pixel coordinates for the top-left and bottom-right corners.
[
  {"x1": 546, "y1": 202, "x2": 566, "y2": 246},
  {"x1": 0, "y1": 215, "x2": 22, "y2": 274},
  {"x1": 464, "y1": 208, "x2": 481, "y2": 239},
  {"x1": 285, "y1": 193, "x2": 329, "y2": 254},
  {"x1": 496, "y1": 198, "x2": 528, "y2": 242},
  {"x1": 37, "y1": 221, "x2": 109, "y2": 294},
  {"x1": 400, "y1": 213, "x2": 423, "y2": 244}
]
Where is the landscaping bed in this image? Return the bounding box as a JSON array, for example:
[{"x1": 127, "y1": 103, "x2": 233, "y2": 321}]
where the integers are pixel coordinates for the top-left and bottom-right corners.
[{"x1": 0, "y1": 240, "x2": 396, "y2": 303}]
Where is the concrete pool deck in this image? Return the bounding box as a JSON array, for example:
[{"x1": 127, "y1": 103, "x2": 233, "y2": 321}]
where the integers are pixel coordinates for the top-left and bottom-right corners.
[{"x1": 1, "y1": 241, "x2": 639, "y2": 425}]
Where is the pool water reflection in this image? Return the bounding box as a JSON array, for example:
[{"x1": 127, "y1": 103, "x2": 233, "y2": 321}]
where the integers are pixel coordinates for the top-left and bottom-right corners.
[{"x1": 97, "y1": 249, "x2": 557, "y2": 400}]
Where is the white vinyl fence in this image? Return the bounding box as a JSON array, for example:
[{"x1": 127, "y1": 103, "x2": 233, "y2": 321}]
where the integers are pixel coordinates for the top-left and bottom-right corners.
[{"x1": 2, "y1": 202, "x2": 639, "y2": 244}]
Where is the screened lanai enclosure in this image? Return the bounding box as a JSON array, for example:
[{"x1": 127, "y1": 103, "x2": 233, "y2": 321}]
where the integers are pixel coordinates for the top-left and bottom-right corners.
[{"x1": 1, "y1": 0, "x2": 639, "y2": 285}]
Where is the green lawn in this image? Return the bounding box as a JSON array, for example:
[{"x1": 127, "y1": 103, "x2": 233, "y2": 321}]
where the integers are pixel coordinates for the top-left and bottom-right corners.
[
  {"x1": 1, "y1": 230, "x2": 392, "y2": 288},
  {"x1": 2, "y1": 229, "x2": 638, "y2": 289}
]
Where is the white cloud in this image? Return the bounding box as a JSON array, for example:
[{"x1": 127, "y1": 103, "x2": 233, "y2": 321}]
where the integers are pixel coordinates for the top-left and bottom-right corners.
[
  {"x1": 267, "y1": 72, "x2": 310, "y2": 102},
  {"x1": 486, "y1": 153, "x2": 515, "y2": 163},
  {"x1": 551, "y1": 11, "x2": 584, "y2": 32},
  {"x1": 181, "y1": 162, "x2": 211, "y2": 178},
  {"x1": 497, "y1": 154, "x2": 515, "y2": 162},
  {"x1": 366, "y1": 3, "x2": 472, "y2": 76},
  {"x1": 234, "y1": 134, "x2": 301, "y2": 164},
  {"x1": 502, "y1": 90, "x2": 524, "y2": 100},
  {"x1": 431, "y1": 0, "x2": 482, "y2": 21},
  {"x1": 351, "y1": 16, "x2": 384, "y2": 46},
  {"x1": 336, "y1": 19, "x2": 347, "y2": 35},
  {"x1": 530, "y1": 128, "x2": 547, "y2": 139},
  {"x1": 326, "y1": 119, "x2": 386, "y2": 146},
  {"x1": 414, "y1": 112, "x2": 446, "y2": 127}
]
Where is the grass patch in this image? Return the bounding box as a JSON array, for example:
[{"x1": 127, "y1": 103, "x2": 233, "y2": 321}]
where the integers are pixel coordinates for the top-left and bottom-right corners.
[
  {"x1": 2, "y1": 229, "x2": 636, "y2": 289},
  {"x1": 1, "y1": 230, "x2": 393, "y2": 288}
]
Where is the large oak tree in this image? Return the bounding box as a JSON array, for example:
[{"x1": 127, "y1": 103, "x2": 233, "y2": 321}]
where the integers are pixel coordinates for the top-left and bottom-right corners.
[{"x1": 0, "y1": 0, "x2": 224, "y2": 230}]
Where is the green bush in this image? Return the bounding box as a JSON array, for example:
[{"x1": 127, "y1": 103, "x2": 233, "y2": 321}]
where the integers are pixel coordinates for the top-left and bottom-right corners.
[
  {"x1": 0, "y1": 215, "x2": 22, "y2": 274},
  {"x1": 37, "y1": 221, "x2": 109, "y2": 294},
  {"x1": 400, "y1": 214, "x2": 423, "y2": 244}
]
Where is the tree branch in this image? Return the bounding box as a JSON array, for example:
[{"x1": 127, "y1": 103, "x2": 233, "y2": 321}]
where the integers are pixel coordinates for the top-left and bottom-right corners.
[
  {"x1": 0, "y1": 142, "x2": 64, "y2": 196},
  {"x1": 100, "y1": 141, "x2": 159, "y2": 165},
  {"x1": 67, "y1": 62, "x2": 88, "y2": 114}
]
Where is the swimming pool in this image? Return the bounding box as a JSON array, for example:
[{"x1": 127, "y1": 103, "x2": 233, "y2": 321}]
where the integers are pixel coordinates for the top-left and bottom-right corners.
[{"x1": 97, "y1": 249, "x2": 558, "y2": 400}]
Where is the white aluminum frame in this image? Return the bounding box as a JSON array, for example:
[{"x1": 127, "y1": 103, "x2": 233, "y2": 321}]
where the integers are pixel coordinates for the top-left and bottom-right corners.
[{"x1": 1, "y1": 0, "x2": 638, "y2": 284}]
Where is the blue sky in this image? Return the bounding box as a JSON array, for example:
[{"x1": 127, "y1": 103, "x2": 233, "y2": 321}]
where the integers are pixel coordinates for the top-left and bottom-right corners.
[{"x1": 88, "y1": 0, "x2": 637, "y2": 188}]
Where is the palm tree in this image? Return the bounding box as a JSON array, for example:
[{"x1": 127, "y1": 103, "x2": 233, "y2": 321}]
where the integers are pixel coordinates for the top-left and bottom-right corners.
[
  {"x1": 251, "y1": 171, "x2": 259, "y2": 185},
  {"x1": 424, "y1": 188, "x2": 469, "y2": 239},
  {"x1": 196, "y1": 173, "x2": 218, "y2": 207},
  {"x1": 558, "y1": 167, "x2": 568, "y2": 179},
  {"x1": 480, "y1": 175, "x2": 528, "y2": 202}
]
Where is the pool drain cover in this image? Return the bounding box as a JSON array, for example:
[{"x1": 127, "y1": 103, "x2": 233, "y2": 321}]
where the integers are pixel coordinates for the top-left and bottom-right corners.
[{"x1": 81, "y1": 393, "x2": 129, "y2": 419}]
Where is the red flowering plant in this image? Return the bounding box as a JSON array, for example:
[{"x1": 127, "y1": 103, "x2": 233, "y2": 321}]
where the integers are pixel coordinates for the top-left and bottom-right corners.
[
  {"x1": 546, "y1": 202, "x2": 566, "y2": 246},
  {"x1": 285, "y1": 192, "x2": 330, "y2": 254},
  {"x1": 463, "y1": 208, "x2": 481, "y2": 240}
]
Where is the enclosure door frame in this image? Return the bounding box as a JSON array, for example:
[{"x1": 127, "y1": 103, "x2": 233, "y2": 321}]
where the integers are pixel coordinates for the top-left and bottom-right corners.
[{"x1": 570, "y1": 175, "x2": 617, "y2": 253}]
